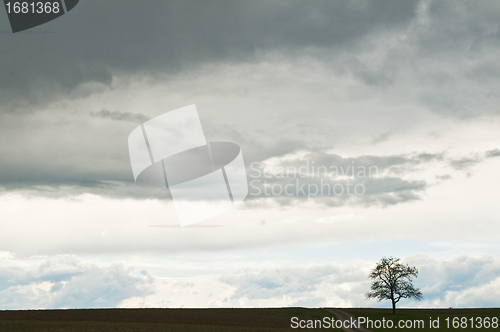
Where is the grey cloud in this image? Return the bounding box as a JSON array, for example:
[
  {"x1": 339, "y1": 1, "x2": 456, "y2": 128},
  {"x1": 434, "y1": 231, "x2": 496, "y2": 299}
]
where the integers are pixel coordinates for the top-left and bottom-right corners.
[
  {"x1": 0, "y1": 1, "x2": 499, "y2": 203},
  {"x1": 0, "y1": 0, "x2": 419, "y2": 104},
  {"x1": 1, "y1": 141, "x2": 497, "y2": 207},
  {"x1": 449, "y1": 157, "x2": 481, "y2": 170},
  {"x1": 247, "y1": 176, "x2": 426, "y2": 208},
  {"x1": 435, "y1": 174, "x2": 452, "y2": 181},
  {"x1": 372, "y1": 131, "x2": 393, "y2": 145},
  {"x1": 0, "y1": 98, "x2": 497, "y2": 209},
  {"x1": 0, "y1": 145, "x2": 432, "y2": 205},
  {"x1": 244, "y1": 148, "x2": 500, "y2": 207},
  {"x1": 485, "y1": 149, "x2": 500, "y2": 158},
  {"x1": 410, "y1": 1, "x2": 500, "y2": 117},
  {"x1": 245, "y1": 152, "x2": 437, "y2": 207},
  {"x1": 1, "y1": 0, "x2": 499, "y2": 122},
  {"x1": 90, "y1": 109, "x2": 150, "y2": 123},
  {"x1": 298, "y1": 152, "x2": 444, "y2": 174},
  {"x1": 449, "y1": 149, "x2": 500, "y2": 170}
]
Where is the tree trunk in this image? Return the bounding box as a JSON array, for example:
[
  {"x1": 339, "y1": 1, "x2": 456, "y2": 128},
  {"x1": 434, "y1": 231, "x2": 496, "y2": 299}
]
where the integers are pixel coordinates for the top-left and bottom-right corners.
[{"x1": 392, "y1": 299, "x2": 396, "y2": 314}]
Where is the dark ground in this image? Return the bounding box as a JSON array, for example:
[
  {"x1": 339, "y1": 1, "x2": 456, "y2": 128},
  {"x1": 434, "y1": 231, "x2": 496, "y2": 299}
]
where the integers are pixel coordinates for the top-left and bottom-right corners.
[
  {"x1": 0, "y1": 307, "x2": 334, "y2": 331},
  {"x1": 0, "y1": 307, "x2": 498, "y2": 331}
]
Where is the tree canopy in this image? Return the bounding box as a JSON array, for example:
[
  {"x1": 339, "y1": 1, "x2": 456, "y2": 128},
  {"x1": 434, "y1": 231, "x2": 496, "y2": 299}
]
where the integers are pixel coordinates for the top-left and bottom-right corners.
[{"x1": 366, "y1": 256, "x2": 423, "y2": 314}]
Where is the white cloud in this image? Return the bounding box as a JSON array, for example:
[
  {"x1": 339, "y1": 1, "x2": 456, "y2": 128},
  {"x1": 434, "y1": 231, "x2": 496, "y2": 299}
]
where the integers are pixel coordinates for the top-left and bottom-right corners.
[
  {"x1": 0, "y1": 251, "x2": 14, "y2": 260},
  {"x1": 218, "y1": 254, "x2": 500, "y2": 309},
  {"x1": 0, "y1": 257, "x2": 154, "y2": 309},
  {"x1": 1, "y1": 253, "x2": 500, "y2": 309},
  {"x1": 219, "y1": 263, "x2": 370, "y2": 307},
  {"x1": 406, "y1": 254, "x2": 500, "y2": 307}
]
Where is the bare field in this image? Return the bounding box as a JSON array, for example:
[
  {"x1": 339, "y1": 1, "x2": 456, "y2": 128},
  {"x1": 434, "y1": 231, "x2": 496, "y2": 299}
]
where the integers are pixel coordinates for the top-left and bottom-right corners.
[
  {"x1": 1, "y1": 308, "x2": 498, "y2": 331},
  {"x1": 0, "y1": 307, "x2": 331, "y2": 331}
]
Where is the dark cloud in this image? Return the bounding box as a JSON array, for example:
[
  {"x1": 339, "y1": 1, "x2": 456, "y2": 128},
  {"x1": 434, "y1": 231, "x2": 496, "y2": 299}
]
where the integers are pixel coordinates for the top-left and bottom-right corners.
[
  {"x1": 408, "y1": 1, "x2": 500, "y2": 117},
  {"x1": 245, "y1": 152, "x2": 432, "y2": 207},
  {"x1": 90, "y1": 109, "x2": 150, "y2": 123},
  {"x1": 243, "y1": 149, "x2": 500, "y2": 207},
  {"x1": 1, "y1": 0, "x2": 499, "y2": 120},
  {"x1": 1, "y1": 0, "x2": 499, "y2": 204},
  {"x1": 0, "y1": 0, "x2": 419, "y2": 103},
  {"x1": 1, "y1": 139, "x2": 498, "y2": 207}
]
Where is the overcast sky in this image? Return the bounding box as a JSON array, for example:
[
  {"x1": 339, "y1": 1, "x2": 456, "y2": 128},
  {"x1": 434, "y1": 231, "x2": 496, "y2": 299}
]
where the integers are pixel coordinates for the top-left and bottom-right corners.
[{"x1": 1, "y1": 0, "x2": 500, "y2": 309}]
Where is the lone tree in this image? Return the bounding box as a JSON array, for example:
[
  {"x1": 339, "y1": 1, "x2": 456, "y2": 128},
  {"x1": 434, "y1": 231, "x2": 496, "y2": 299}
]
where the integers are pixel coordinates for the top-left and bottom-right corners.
[{"x1": 366, "y1": 257, "x2": 423, "y2": 314}]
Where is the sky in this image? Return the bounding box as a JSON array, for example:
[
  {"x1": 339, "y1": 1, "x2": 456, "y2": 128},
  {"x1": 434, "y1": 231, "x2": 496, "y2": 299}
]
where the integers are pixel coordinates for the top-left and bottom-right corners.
[{"x1": 0, "y1": 0, "x2": 500, "y2": 309}]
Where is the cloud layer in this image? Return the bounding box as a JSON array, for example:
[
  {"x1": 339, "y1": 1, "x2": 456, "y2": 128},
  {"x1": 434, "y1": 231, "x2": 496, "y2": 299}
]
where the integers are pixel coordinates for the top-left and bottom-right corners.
[
  {"x1": 0, "y1": 0, "x2": 419, "y2": 102},
  {"x1": 2, "y1": 254, "x2": 500, "y2": 309}
]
